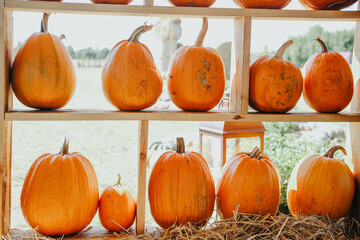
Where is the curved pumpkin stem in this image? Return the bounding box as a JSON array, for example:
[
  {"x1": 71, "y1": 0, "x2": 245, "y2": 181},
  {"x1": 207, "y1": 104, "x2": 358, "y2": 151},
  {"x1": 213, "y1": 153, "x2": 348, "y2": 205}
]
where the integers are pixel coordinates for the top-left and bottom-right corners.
[
  {"x1": 59, "y1": 136, "x2": 69, "y2": 156},
  {"x1": 176, "y1": 137, "x2": 185, "y2": 154},
  {"x1": 315, "y1": 37, "x2": 329, "y2": 53},
  {"x1": 274, "y1": 40, "x2": 294, "y2": 59},
  {"x1": 41, "y1": 13, "x2": 50, "y2": 33},
  {"x1": 128, "y1": 22, "x2": 153, "y2": 43},
  {"x1": 114, "y1": 174, "x2": 122, "y2": 187},
  {"x1": 195, "y1": 17, "x2": 208, "y2": 47},
  {"x1": 324, "y1": 146, "x2": 347, "y2": 158},
  {"x1": 249, "y1": 146, "x2": 261, "y2": 160}
]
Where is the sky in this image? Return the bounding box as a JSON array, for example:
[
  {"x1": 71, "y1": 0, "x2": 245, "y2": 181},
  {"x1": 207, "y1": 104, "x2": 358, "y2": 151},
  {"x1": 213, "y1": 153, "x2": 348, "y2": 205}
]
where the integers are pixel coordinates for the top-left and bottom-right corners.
[{"x1": 12, "y1": 0, "x2": 357, "y2": 64}]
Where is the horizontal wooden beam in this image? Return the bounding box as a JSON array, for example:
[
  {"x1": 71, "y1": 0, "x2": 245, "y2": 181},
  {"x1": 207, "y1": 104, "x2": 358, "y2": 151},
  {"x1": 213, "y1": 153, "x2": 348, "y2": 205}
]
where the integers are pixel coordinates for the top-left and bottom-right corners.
[
  {"x1": 5, "y1": 0, "x2": 360, "y2": 20},
  {"x1": 5, "y1": 109, "x2": 360, "y2": 122}
]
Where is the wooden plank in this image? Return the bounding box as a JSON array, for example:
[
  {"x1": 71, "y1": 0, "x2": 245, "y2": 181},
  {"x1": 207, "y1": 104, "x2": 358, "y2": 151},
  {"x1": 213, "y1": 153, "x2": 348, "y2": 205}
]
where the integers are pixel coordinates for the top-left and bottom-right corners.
[
  {"x1": 5, "y1": 0, "x2": 360, "y2": 20},
  {"x1": 349, "y1": 0, "x2": 360, "y2": 219},
  {"x1": 6, "y1": 109, "x2": 360, "y2": 122},
  {"x1": 9, "y1": 226, "x2": 159, "y2": 240},
  {"x1": 0, "y1": 1, "x2": 12, "y2": 235},
  {"x1": 230, "y1": 16, "x2": 251, "y2": 115},
  {"x1": 136, "y1": 120, "x2": 149, "y2": 235},
  {"x1": 143, "y1": 0, "x2": 154, "y2": 6}
]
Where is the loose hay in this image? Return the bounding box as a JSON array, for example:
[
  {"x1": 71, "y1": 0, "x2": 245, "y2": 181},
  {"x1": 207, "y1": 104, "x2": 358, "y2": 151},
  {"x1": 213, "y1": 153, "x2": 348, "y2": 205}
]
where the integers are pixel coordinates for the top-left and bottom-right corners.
[{"x1": 136, "y1": 213, "x2": 360, "y2": 240}]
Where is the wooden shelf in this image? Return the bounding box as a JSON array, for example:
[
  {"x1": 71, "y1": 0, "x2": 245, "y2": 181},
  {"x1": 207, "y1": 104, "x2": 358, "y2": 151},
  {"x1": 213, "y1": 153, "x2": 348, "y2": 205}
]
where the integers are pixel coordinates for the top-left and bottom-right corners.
[
  {"x1": 5, "y1": 0, "x2": 360, "y2": 20},
  {"x1": 9, "y1": 226, "x2": 159, "y2": 240},
  {"x1": 5, "y1": 109, "x2": 360, "y2": 122}
]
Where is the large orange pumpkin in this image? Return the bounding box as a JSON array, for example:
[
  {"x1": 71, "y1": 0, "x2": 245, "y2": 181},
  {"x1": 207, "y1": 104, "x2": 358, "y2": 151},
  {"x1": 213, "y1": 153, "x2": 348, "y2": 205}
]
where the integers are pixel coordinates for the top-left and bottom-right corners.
[
  {"x1": 169, "y1": 0, "x2": 216, "y2": 7},
  {"x1": 91, "y1": 0, "x2": 133, "y2": 3},
  {"x1": 233, "y1": 0, "x2": 290, "y2": 9},
  {"x1": 216, "y1": 147, "x2": 280, "y2": 219},
  {"x1": 299, "y1": 0, "x2": 357, "y2": 9},
  {"x1": 99, "y1": 175, "x2": 136, "y2": 232},
  {"x1": 287, "y1": 146, "x2": 355, "y2": 219},
  {"x1": 168, "y1": 18, "x2": 225, "y2": 111},
  {"x1": 20, "y1": 137, "x2": 99, "y2": 236},
  {"x1": 11, "y1": 13, "x2": 76, "y2": 110},
  {"x1": 102, "y1": 23, "x2": 163, "y2": 111},
  {"x1": 249, "y1": 40, "x2": 303, "y2": 113},
  {"x1": 148, "y1": 137, "x2": 215, "y2": 228},
  {"x1": 303, "y1": 38, "x2": 354, "y2": 113}
]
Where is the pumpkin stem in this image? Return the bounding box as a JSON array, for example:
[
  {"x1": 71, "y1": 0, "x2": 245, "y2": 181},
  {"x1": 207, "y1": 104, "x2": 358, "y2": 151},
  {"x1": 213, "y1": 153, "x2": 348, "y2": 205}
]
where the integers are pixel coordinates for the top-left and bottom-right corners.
[
  {"x1": 315, "y1": 37, "x2": 329, "y2": 53},
  {"x1": 324, "y1": 146, "x2": 347, "y2": 158},
  {"x1": 274, "y1": 40, "x2": 294, "y2": 59},
  {"x1": 195, "y1": 17, "x2": 208, "y2": 47},
  {"x1": 249, "y1": 146, "x2": 261, "y2": 160},
  {"x1": 59, "y1": 136, "x2": 69, "y2": 156},
  {"x1": 114, "y1": 174, "x2": 122, "y2": 187},
  {"x1": 41, "y1": 13, "x2": 50, "y2": 33},
  {"x1": 128, "y1": 22, "x2": 153, "y2": 43},
  {"x1": 176, "y1": 137, "x2": 185, "y2": 154}
]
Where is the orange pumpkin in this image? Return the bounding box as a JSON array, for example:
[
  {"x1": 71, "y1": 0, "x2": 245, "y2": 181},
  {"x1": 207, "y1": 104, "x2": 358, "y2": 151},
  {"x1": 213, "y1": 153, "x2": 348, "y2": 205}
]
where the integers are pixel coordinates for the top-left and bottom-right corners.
[
  {"x1": 11, "y1": 13, "x2": 76, "y2": 110},
  {"x1": 216, "y1": 147, "x2": 280, "y2": 219},
  {"x1": 169, "y1": 0, "x2": 216, "y2": 7},
  {"x1": 299, "y1": 0, "x2": 357, "y2": 9},
  {"x1": 99, "y1": 175, "x2": 136, "y2": 232},
  {"x1": 148, "y1": 137, "x2": 215, "y2": 228},
  {"x1": 102, "y1": 23, "x2": 163, "y2": 111},
  {"x1": 287, "y1": 146, "x2": 355, "y2": 219},
  {"x1": 168, "y1": 18, "x2": 225, "y2": 111},
  {"x1": 249, "y1": 40, "x2": 303, "y2": 113},
  {"x1": 91, "y1": 0, "x2": 133, "y2": 3},
  {"x1": 20, "y1": 137, "x2": 99, "y2": 236},
  {"x1": 303, "y1": 38, "x2": 354, "y2": 113},
  {"x1": 233, "y1": 0, "x2": 290, "y2": 8}
]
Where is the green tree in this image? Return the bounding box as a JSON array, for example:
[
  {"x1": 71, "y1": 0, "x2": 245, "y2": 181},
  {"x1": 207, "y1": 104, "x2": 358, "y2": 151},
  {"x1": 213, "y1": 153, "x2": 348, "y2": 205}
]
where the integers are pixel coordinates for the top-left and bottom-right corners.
[
  {"x1": 67, "y1": 45, "x2": 76, "y2": 58},
  {"x1": 96, "y1": 48, "x2": 110, "y2": 59},
  {"x1": 13, "y1": 41, "x2": 22, "y2": 57}
]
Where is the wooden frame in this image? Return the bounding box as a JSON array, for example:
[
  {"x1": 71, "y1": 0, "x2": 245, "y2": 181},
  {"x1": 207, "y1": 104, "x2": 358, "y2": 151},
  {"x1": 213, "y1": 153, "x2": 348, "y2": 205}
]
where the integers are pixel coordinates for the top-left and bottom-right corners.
[{"x1": 2, "y1": 0, "x2": 360, "y2": 238}]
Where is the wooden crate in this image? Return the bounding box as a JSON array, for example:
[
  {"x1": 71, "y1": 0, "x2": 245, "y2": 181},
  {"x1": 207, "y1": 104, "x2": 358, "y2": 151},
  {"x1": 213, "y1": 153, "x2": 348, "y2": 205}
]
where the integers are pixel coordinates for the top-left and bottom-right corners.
[{"x1": 1, "y1": 0, "x2": 360, "y2": 238}]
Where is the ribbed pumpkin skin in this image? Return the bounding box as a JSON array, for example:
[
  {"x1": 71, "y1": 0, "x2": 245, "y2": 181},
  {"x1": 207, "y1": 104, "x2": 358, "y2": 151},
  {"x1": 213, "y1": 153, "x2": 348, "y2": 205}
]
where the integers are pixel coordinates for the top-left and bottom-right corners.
[
  {"x1": 299, "y1": 0, "x2": 357, "y2": 9},
  {"x1": 303, "y1": 40, "x2": 353, "y2": 113},
  {"x1": 233, "y1": 0, "x2": 291, "y2": 9},
  {"x1": 12, "y1": 33, "x2": 76, "y2": 109},
  {"x1": 102, "y1": 36, "x2": 163, "y2": 111},
  {"x1": 91, "y1": 0, "x2": 133, "y2": 4},
  {"x1": 99, "y1": 186, "x2": 136, "y2": 231},
  {"x1": 287, "y1": 148, "x2": 355, "y2": 219},
  {"x1": 21, "y1": 153, "x2": 99, "y2": 236},
  {"x1": 169, "y1": 0, "x2": 216, "y2": 7},
  {"x1": 216, "y1": 149, "x2": 280, "y2": 219},
  {"x1": 148, "y1": 150, "x2": 215, "y2": 228},
  {"x1": 168, "y1": 46, "x2": 225, "y2": 111},
  {"x1": 249, "y1": 42, "x2": 303, "y2": 113}
]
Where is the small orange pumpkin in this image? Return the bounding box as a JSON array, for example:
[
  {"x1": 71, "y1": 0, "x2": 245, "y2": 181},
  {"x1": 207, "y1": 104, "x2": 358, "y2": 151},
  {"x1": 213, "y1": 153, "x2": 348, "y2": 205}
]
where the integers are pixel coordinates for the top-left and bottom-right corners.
[
  {"x1": 249, "y1": 40, "x2": 303, "y2": 113},
  {"x1": 168, "y1": 18, "x2": 225, "y2": 111},
  {"x1": 148, "y1": 137, "x2": 215, "y2": 228},
  {"x1": 299, "y1": 0, "x2": 357, "y2": 10},
  {"x1": 91, "y1": 0, "x2": 133, "y2": 3},
  {"x1": 216, "y1": 147, "x2": 280, "y2": 219},
  {"x1": 287, "y1": 146, "x2": 355, "y2": 219},
  {"x1": 233, "y1": 0, "x2": 290, "y2": 9},
  {"x1": 102, "y1": 23, "x2": 163, "y2": 111},
  {"x1": 169, "y1": 0, "x2": 216, "y2": 7},
  {"x1": 303, "y1": 38, "x2": 354, "y2": 113},
  {"x1": 20, "y1": 137, "x2": 99, "y2": 236},
  {"x1": 11, "y1": 13, "x2": 76, "y2": 110},
  {"x1": 99, "y1": 175, "x2": 136, "y2": 232}
]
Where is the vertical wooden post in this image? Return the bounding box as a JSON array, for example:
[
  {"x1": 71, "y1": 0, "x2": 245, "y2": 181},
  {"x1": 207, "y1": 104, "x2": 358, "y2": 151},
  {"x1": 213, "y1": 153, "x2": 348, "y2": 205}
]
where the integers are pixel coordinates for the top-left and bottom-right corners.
[
  {"x1": 199, "y1": 132, "x2": 203, "y2": 155},
  {"x1": 0, "y1": 1, "x2": 13, "y2": 235},
  {"x1": 143, "y1": 0, "x2": 154, "y2": 6},
  {"x1": 230, "y1": 16, "x2": 252, "y2": 115},
  {"x1": 220, "y1": 137, "x2": 226, "y2": 167},
  {"x1": 136, "y1": 120, "x2": 149, "y2": 234},
  {"x1": 350, "y1": 0, "x2": 360, "y2": 219}
]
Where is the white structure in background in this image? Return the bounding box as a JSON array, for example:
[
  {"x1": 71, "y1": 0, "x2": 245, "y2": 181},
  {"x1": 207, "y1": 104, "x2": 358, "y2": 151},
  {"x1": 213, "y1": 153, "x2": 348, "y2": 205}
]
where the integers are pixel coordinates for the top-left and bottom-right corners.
[{"x1": 154, "y1": 18, "x2": 182, "y2": 73}]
